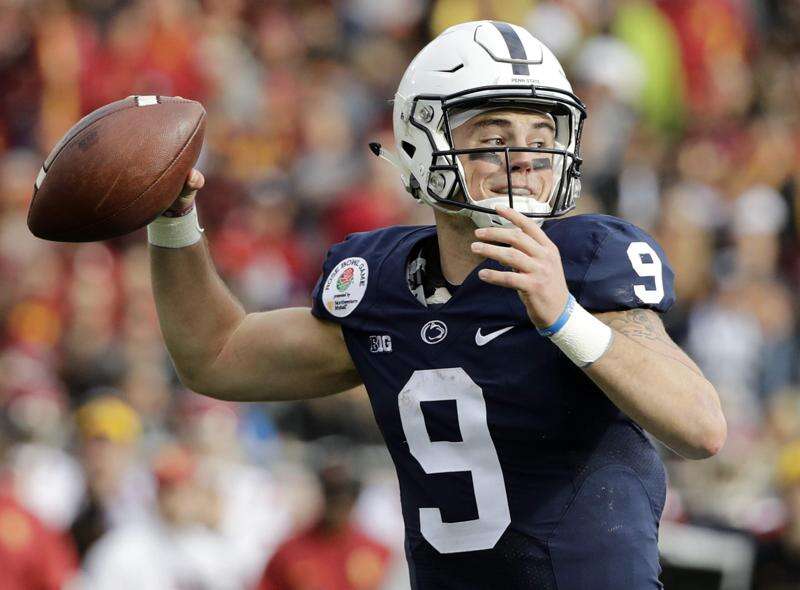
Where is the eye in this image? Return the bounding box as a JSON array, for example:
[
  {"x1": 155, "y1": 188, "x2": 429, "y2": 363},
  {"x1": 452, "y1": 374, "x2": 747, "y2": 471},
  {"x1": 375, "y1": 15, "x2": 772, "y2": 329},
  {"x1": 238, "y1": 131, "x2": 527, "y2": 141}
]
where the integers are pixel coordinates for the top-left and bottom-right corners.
[{"x1": 482, "y1": 137, "x2": 505, "y2": 147}]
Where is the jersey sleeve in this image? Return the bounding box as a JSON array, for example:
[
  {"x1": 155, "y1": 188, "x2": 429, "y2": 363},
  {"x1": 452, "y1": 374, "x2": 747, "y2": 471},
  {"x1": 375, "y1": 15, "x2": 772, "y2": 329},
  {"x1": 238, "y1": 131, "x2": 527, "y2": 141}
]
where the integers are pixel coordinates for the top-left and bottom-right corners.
[
  {"x1": 560, "y1": 216, "x2": 675, "y2": 313},
  {"x1": 310, "y1": 239, "x2": 372, "y2": 328},
  {"x1": 310, "y1": 227, "x2": 412, "y2": 327}
]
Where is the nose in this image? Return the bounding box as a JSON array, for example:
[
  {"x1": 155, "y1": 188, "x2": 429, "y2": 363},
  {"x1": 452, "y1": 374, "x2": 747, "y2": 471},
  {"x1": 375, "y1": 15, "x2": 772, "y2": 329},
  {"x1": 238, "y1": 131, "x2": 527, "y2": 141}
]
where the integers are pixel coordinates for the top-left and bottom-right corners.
[
  {"x1": 506, "y1": 131, "x2": 534, "y2": 172},
  {"x1": 508, "y1": 150, "x2": 533, "y2": 173}
]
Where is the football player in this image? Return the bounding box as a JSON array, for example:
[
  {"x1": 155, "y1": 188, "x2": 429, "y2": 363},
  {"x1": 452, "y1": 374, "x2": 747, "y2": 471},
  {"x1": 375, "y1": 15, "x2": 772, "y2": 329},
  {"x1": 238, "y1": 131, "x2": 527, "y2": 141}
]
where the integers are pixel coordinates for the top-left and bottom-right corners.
[{"x1": 148, "y1": 21, "x2": 726, "y2": 589}]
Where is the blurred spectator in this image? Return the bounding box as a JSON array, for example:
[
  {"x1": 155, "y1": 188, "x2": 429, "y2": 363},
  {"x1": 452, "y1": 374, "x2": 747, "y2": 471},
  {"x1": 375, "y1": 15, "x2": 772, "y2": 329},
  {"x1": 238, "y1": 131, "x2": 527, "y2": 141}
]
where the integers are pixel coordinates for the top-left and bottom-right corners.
[
  {"x1": 613, "y1": 0, "x2": 687, "y2": 133},
  {"x1": 0, "y1": 1, "x2": 42, "y2": 150},
  {"x1": 4, "y1": 381, "x2": 85, "y2": 531},
  {"x1": 60, "y1": 243, "x2": 126, "y2": 397},
  {"x1": 118, "y1": 361, "x2": 174, "y2": 452},
  {"x1": 82, "y1": 443, "x2": 237, "y2": 590},
  {"x1": 176, "y1": 392, "x2": 294, "y2": 588},
  {"x1": 0, "y1": 482, "x2": 79, "y2": 590},
  {"x1": 213, "y1": 177, "x2": 312, "y2": 310},
  {"x1": 256, "y1": 450, "x2": 392, "y2": 590},
  {"x1": 0, "y1": 419, "x2": 79, "y2": 590},
  {"x1": 323, "y1": 131, "x2": 416, "y2": 245},
  {"x1": 659, "y1": 0, "x2": 753, "y2": 126},
  {"x1": 752, "y1": 441, "x2": 800, "y2": 589},
  {"x1": 70, "y1": 395, "x2": 154, "y2": 558}
]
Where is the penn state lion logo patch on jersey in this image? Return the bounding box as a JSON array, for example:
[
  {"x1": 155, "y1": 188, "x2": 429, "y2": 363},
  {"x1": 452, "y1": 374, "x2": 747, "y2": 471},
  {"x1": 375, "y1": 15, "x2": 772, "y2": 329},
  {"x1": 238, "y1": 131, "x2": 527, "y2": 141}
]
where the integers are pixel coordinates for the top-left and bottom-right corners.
[{"x1": 322, "y1": 257, "x2": 369, "y2": 317}]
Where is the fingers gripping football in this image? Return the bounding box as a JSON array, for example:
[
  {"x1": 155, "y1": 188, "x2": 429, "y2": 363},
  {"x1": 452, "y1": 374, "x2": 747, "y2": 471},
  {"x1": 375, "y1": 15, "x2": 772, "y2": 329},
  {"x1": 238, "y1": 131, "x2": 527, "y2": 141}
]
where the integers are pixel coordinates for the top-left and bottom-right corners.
[
  {"x1": 167, "y1": 168, "x2": 205, "y2": 214},
  {"x1": 472, "y1": 206, "x2": 569, "y2": 329}
]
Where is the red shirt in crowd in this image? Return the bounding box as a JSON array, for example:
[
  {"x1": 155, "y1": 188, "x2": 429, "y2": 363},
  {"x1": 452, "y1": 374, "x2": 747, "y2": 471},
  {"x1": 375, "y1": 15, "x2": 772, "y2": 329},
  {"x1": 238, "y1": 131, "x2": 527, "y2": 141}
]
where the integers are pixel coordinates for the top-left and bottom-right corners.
[
  {"x1": 257, "y1": 522, "x2": 392, "y2": 590},
  {"x1": 0, "y1": 488, "x2": 78, "y2": 590}
]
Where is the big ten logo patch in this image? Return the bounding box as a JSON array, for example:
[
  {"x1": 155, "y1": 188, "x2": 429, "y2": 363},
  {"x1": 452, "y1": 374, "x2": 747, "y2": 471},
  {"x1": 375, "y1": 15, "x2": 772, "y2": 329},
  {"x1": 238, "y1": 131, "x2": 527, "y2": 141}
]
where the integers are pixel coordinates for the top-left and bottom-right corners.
[
  {"x1": 369, "y1": 335, "x2": 392, "y2": 353},
  {"x1": 322, "y1": 257, "x2": 369, "y2": 318}
]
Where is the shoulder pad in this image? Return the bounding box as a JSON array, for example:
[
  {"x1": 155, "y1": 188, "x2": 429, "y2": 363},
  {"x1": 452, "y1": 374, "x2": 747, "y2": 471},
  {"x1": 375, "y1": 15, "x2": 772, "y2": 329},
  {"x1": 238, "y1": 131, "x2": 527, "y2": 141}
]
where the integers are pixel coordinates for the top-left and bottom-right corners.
[
  {"x1": 310, "y1": 226, "x2": 427, "y2": 325},
  {"x1": 545, "y1": 214, "x2": 675, "y2": 312}
]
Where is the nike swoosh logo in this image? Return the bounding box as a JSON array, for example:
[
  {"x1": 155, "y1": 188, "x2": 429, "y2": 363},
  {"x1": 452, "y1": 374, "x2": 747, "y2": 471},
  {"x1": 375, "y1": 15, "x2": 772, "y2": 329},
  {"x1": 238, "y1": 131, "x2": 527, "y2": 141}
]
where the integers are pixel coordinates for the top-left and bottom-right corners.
[{"x1": 475, "y1": 326, "x2": 514, "y2": 346}]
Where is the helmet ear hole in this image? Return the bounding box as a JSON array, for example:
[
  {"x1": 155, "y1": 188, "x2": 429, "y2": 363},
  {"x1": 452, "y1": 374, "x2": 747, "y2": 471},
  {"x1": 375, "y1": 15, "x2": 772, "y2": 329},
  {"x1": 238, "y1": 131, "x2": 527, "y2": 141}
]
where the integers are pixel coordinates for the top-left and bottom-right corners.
[{"x1": 401, "y1": 141, "x2": 416, "y2": 158}]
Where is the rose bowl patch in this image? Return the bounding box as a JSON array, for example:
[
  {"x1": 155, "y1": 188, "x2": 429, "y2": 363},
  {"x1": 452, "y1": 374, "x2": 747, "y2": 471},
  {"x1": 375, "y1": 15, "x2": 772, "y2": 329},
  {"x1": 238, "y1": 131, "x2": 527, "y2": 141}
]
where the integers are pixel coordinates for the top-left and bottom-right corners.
[{"x1": 322, "y1": 257, "x2": 369, "y2": 317}]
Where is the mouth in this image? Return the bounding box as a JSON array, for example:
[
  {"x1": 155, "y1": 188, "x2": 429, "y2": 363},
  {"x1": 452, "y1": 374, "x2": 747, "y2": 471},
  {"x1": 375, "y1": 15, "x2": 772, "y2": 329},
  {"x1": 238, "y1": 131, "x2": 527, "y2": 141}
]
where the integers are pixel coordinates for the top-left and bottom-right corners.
[{"x1": 489, "y1": 186, "x2": 535, "y2": 196}]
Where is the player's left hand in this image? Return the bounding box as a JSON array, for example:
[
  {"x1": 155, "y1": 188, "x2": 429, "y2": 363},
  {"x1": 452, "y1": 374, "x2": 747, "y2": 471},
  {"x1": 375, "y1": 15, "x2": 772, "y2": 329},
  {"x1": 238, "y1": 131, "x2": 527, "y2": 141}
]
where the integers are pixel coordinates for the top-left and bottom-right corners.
[{"x1": 471, "y1": 205, "x2": 569, "y2": 329}]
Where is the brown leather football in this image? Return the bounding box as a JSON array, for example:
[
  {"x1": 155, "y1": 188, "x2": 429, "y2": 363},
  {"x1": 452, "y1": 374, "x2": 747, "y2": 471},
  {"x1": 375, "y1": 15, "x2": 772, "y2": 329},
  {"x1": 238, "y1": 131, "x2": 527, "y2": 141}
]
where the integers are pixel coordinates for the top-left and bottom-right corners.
[{"x1": 27, "y1": 95, "x2": 206, "y2": 242}]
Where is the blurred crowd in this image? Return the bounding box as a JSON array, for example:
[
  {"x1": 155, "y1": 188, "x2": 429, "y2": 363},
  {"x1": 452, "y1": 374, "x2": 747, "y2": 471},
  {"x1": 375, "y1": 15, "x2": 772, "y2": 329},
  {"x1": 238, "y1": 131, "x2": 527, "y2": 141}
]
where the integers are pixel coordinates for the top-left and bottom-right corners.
[{"x1": 1, "y1": 0, "x2": 800, "y2": 588}]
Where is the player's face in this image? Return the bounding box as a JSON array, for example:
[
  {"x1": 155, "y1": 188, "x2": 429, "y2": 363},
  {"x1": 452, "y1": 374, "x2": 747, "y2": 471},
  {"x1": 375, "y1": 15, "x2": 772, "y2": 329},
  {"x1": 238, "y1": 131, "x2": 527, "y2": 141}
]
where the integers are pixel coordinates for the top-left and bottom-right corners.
[{"x1": 451, "y1": 109, "x2": 556, "y2": 203}]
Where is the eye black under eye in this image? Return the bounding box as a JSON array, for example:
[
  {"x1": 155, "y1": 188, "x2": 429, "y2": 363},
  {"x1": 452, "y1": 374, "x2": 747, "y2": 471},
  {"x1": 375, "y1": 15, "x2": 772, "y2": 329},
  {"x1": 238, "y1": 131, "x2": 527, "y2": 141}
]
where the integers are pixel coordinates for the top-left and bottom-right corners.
[{"x1": 531, "y1": 158, "x2": 552, "y2": 170}]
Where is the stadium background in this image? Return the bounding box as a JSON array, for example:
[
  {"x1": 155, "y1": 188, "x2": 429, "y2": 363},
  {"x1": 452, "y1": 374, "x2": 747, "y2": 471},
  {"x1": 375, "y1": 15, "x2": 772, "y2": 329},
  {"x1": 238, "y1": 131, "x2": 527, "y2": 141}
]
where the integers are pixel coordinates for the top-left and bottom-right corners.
[{"x1": 0, "y1": 0, "x2": 799, "y2": 588}]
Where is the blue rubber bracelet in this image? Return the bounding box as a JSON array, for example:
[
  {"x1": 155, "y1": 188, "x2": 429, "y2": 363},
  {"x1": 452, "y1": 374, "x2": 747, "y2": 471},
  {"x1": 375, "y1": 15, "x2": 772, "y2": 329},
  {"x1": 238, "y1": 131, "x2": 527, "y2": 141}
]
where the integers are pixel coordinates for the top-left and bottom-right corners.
[{"x1": 537, "y1": 294, "x2": 575, "y2": 337}]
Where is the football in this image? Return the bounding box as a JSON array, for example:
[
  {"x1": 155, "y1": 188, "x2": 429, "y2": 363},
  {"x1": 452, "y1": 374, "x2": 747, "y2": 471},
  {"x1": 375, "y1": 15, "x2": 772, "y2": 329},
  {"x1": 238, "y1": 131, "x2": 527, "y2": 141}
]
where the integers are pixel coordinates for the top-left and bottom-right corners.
[{"x1": 27, "y1": 95, "x2": 206, "y2": 242}]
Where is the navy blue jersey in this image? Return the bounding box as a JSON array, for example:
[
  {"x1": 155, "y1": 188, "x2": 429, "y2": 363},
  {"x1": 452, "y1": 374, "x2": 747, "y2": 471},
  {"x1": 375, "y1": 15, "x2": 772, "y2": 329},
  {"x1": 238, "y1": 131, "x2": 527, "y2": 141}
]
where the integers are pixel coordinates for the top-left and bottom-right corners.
[{"x1": 311, "y1": 214, "x2": 674, "y2": 590}]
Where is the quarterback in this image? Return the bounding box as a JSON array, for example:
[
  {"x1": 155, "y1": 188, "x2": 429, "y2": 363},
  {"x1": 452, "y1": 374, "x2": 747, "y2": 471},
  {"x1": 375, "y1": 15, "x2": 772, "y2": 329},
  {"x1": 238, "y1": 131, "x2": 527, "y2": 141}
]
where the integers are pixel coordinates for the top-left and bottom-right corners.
[{"x1": 148, "y1": 22, "x2": 726, "y2": 589}]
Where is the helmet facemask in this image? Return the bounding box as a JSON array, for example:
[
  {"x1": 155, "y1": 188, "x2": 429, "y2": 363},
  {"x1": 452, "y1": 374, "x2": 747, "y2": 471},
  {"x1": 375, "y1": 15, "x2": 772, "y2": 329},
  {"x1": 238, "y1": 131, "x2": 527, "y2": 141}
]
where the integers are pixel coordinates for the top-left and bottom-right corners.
[{"x1": 410, "y1": 90, "x2": 585, "y2": 228}]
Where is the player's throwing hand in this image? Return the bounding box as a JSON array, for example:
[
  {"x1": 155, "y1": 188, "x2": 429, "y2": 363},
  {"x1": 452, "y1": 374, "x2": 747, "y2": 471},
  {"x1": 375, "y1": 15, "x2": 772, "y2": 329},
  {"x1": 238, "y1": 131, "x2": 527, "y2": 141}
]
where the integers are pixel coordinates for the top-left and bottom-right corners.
[
  {"x1": 166, "y1": 168, "x2": 205, "y2": 214},
  {"x1": 471, "y1": 205, "x2": 569, "y2": 329}
]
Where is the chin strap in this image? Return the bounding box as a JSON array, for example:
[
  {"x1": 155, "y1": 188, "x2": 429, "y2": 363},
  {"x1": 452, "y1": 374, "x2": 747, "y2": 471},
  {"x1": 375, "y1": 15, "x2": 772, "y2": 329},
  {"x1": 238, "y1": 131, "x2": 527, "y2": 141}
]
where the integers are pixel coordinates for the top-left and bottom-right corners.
[{"x1": 468, "y1": 197, "x2": 551, "y2": 228}]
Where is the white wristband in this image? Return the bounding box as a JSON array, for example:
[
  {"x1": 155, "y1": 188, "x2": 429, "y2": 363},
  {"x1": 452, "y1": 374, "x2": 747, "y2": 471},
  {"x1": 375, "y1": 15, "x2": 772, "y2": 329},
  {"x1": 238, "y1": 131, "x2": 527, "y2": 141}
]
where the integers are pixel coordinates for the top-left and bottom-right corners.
[
  {"x1": 147, "y1": 206, "x2": 204, "y2": 248},
  {"x1": 545, "y1": 296, "x2": 614, "y2": 368}
]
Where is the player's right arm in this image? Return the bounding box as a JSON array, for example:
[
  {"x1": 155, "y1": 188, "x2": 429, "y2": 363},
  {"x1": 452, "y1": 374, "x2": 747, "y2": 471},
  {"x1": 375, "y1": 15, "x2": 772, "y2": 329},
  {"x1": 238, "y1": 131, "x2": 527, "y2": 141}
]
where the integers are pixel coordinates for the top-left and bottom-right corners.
[{"x1": 149, "y1": 171, "x2": 362, "y2": 402}]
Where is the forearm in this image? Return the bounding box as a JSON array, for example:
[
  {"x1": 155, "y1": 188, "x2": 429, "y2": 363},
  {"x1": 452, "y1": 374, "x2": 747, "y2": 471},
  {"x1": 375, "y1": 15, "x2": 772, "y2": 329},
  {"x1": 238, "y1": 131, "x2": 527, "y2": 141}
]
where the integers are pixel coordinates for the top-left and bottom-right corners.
[
  {"x1": 468, "y1": 206, "x2": 724, "y2": 457},
  {"x1": 584, "y1": 327, "x2": 726, "y2": 459},
  {"x1": 149, "y1": 237, "x2": 245, "y2": 389}
]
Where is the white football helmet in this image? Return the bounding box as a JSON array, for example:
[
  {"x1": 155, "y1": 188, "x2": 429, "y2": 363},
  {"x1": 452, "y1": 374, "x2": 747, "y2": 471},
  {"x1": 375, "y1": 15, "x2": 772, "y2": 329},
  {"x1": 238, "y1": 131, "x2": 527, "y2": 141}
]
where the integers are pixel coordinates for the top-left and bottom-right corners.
[{"x1": 371, "y1": 21, "x2": 586, "y2": 228}]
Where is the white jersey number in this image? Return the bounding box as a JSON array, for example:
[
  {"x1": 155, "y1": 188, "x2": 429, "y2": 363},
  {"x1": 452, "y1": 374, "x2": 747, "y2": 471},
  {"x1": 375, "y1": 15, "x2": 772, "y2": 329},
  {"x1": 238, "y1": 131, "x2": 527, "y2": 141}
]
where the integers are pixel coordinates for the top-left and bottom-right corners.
[
  {"x1": 627, "y1": 241, "x2": 664, "y2": 304},
  {"x1": 398, "y1": 368, "x2": 511, "y2": 553}
]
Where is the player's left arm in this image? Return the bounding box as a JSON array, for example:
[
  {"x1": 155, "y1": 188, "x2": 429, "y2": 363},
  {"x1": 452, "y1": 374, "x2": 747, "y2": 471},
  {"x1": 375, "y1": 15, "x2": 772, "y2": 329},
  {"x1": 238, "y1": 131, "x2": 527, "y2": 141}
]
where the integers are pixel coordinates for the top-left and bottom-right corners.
[
  {"x1": 585, "y1": 307, "x2": 725, "y2": 460},
  {"x1": 472, "y1": 206, "x2": 726, "y2": 460}
]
